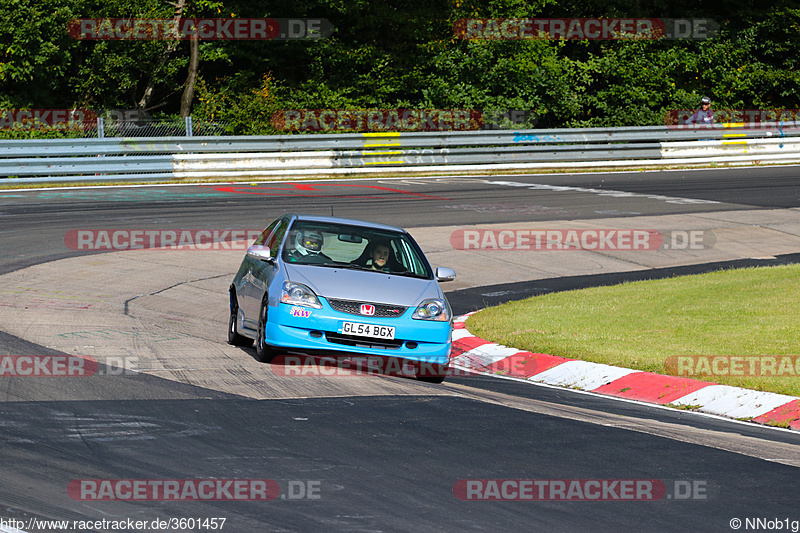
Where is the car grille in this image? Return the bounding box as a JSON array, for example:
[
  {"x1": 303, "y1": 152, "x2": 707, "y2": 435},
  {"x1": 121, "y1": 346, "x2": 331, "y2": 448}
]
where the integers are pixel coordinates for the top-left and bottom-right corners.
[
  {"x1": 325, "y1": 332, "x2": 404, "y2": 350},
  {"x1": 327, "y1": 298, "x2": 407, "y2": 318}
]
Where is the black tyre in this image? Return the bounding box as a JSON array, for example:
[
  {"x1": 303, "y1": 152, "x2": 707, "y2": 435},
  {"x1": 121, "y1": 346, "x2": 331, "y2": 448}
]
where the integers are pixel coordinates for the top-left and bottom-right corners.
[
  {"x1": 228, "y1": 297, "x2": 253, "y2": 347},
  {"x1": 416, "y1": 364, "x2": 448, "y2": 384},
  {"x1": 255, "y1": 301, "x2": 277, "y2": 363}
]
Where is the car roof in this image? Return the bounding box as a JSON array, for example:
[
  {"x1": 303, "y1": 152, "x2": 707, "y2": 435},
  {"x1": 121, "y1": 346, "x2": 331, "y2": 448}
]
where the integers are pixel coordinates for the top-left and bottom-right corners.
[{"x1": 288, "y1": 214, "x2": 406, "y2": 233}]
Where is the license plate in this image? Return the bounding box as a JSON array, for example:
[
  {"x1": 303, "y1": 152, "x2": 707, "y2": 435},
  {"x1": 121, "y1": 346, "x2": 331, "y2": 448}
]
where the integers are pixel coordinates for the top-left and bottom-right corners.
[{"x1": 341, "y1": 322, "x2": 395, "y2": 340}]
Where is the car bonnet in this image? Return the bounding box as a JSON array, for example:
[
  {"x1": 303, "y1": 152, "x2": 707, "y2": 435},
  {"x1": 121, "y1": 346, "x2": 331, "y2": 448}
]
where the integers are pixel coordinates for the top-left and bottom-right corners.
[{"x1": 284, "y1": 263, "x2": 442, "y2": 307}]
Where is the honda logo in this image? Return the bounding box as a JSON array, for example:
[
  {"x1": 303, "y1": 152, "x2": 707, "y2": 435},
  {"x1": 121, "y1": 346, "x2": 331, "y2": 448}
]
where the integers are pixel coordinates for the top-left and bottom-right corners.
[{"x1": 360, "y1": 304, "x2": 375, "y2": 316}]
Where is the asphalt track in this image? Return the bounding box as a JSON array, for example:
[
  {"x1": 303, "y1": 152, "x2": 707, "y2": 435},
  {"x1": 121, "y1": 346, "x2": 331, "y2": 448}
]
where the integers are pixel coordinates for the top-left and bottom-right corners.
[{"x1": 1, "y1": 166, "x2": 800, "y2": 532}]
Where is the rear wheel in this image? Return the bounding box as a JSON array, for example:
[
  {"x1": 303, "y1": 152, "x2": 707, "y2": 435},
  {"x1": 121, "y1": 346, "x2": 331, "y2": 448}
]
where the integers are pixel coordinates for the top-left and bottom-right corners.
[
  {"x1": 227, "y1": 295, "x2": 253, "y2": 347},
  {"x1": 255, "y1": 301, "x2": 277, "y2": 363}
]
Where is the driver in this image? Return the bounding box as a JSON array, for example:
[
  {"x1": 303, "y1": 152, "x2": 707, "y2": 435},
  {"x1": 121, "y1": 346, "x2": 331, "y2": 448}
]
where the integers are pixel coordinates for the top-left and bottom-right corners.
[{"x1": 288, "y1": 230, "x2": 332, "y2": 263}]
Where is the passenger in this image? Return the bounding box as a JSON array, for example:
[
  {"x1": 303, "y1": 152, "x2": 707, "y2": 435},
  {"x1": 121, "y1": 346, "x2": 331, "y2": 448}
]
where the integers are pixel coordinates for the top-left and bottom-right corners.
[{"x1": 368, "y1": 241, "x2": 392, "y2": 271}]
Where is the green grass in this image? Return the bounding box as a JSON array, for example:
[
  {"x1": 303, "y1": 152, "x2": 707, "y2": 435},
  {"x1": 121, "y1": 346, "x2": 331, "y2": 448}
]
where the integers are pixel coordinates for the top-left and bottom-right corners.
[{"x1": 466, "y1": 264, "x2": 800, "y2": 397}]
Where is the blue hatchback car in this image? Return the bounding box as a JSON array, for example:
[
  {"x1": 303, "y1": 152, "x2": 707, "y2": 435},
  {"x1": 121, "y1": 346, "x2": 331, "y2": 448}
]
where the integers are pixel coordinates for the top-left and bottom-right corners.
[{"x1": 228, "y1": 214, "x2": 456, "y2": 382}]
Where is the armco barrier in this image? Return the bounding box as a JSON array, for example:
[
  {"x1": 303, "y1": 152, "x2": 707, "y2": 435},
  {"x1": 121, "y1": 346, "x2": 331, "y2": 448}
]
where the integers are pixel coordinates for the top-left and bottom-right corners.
[{"x1": 1, "y1": 124, "x2": 799, "y2": 183}]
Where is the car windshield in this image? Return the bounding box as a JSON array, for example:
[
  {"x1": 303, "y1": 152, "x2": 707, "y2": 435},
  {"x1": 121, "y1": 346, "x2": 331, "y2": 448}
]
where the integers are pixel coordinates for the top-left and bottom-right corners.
[{"x1": 281, "y1": 220, "x2": 432, "y2": 279}]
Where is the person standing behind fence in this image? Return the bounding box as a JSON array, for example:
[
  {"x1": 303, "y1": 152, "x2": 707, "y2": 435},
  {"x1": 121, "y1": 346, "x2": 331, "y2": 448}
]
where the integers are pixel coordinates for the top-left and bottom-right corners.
[{"x1": 685, "y1": 96, "x2": 714, "y2": 126}]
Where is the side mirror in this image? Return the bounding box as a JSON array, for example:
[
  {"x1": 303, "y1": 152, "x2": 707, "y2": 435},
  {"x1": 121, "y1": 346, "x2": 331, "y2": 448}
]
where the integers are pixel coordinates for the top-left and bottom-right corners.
[
  {"x1": 247, "y1": 245, "x2": 274, "y2": 263},
  {"x1": 436, "y1": 267, "x2": 456, "y2": 282}
]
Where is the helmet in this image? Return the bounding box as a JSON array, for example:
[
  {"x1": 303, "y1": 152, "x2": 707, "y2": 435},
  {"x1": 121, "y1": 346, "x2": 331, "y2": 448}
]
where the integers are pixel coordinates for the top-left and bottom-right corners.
[
  {"x1": 700, "y1": 96, "x2": 711, "y2": 105},
  {"x1": 296, "y1": 230, "x2": 324, "y2": 255}
]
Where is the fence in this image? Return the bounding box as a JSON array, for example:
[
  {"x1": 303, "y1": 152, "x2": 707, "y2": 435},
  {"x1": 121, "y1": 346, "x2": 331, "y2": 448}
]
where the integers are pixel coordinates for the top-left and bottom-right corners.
[
  {"x1": 96, "y1": 116, "x2": 228, "y2": 138},
  {"x1": 0, "y1": 117, "x2": 229, "y2": 140},
  {"x1": 1, "y1": 123, "x2": 799, "y2": 184}
]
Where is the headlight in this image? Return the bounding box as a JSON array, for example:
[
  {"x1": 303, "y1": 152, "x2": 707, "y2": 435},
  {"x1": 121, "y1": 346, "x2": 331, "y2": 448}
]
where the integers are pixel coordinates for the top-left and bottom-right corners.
[
  {"x1": 281, "y1": 281, "x2": 322, "y2": 309},
  {"x1": 412, "y1": 298, "x2": 450, "y2": 321}
]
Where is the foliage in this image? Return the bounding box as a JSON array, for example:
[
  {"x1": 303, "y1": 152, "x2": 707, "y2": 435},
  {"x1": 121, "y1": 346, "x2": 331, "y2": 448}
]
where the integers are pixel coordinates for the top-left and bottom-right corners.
[
  {"x1": 193, "y1": 72, "x2": 283, "y2": 134},
  {"x1": 1, "y1": 0, "x2": 799, "y2": 136}
]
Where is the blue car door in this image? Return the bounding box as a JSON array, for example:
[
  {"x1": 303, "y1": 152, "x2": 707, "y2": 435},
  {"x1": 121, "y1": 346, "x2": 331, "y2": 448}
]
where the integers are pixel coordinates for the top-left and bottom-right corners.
[{"x1": 241, "y1": 218, "x2": 288, "y2": 329}]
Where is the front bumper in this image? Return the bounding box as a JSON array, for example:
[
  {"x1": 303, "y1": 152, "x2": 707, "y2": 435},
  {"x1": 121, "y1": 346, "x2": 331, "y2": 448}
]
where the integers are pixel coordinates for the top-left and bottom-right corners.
[{"x1": 264, "y1": 300, "x2": 452, "y2": 365}]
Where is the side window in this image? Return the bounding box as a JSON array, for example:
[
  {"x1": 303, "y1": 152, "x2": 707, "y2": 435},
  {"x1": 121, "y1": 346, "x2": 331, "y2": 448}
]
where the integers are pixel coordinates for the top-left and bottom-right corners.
[
  {"x1": 265, "y1": 220, "x2": 288, "y2": 257},
  {"x1": 389, "y1": 241, "x2": 404, "y2": 268},
  {"x1": 254, "y1": 219, "x2": 280, "y2": 246},
  {"x1": 398, "y1": 239, "x2": 428, "y2": 277}
]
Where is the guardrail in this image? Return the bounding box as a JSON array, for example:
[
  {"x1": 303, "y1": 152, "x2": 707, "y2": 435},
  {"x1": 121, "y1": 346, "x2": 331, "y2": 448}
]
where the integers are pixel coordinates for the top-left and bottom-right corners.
[{"x1": 2, "y1": 124, "x2": 799, "y2": 184}]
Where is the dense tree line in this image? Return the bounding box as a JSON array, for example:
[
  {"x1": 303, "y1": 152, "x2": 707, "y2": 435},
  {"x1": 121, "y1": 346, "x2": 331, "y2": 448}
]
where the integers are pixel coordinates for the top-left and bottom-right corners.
[{"x1": 1, "y1": 0, "x2": 798, "y2": 136}]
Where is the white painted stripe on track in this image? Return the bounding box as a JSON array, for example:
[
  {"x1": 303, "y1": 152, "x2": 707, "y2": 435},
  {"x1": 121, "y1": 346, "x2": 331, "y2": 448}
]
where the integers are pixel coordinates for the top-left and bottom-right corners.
[
  {"x1": 450, "y1": 362, "x2": 800, "y2": 436},
  {"x1": 8, "y1": 164, "x2": 800, "y2": 193},
  {"x1": 451, "y1": 329, "x2": 475, "y2": 341},
  {"x1": 453, "y1": 313, "x2": 800, "y2": 426},
  {"x1": 527, "y1": 360, "x2": 639, "y2": 390},
  {"x1": 451, "y1": 343, "x2": 521, "y2": 369},
  {"x1": 669, "y1": 385, "x2": 798, "y2": 419}
]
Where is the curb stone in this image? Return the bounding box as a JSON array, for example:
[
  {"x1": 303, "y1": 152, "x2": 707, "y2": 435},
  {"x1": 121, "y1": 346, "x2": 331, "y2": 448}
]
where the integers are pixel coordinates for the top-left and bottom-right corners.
[{"x1": 451, "y1": 312, "x2": 800, "y2": 431}]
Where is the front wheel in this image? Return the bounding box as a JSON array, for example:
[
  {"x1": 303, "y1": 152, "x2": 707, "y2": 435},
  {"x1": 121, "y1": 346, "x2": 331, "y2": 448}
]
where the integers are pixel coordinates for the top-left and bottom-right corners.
[
  {"x1": 416, "y1": 364, "x2": 448, "y2": 384},
  {"x1": 255, "y1": 302, "x2": 277, "y2": 363},
  {"x1": 228, "y1": 301, "x2": 253, "y2": 347}
]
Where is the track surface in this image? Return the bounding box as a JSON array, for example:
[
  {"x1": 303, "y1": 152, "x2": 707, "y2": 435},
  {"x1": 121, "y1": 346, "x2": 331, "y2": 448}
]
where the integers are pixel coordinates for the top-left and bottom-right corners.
[{"x1": 2, "y1": 166, "x2": 800, "y2": 532}]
